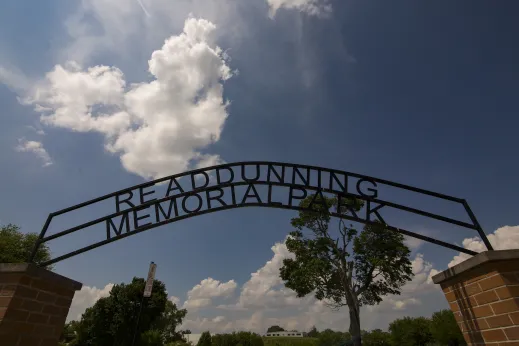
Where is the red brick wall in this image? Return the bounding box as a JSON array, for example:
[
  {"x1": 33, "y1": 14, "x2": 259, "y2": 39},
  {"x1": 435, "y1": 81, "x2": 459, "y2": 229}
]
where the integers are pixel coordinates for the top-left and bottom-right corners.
[
  {"x1": 438, "y1": 257, "x2": 519, "y2": 345},
  {"x1": 0, "y1": 264, "x2": 82, "y2": 346}
]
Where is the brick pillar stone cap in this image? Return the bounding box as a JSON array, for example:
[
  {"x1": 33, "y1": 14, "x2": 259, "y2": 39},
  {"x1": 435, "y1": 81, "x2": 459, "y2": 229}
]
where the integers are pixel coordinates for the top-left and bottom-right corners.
[
  {"x1": 0, "y1": 262, "x2": 82, "y2": 291},
  {"x1": 432, "y1": 249, "x2": 519, "y2": 285}
]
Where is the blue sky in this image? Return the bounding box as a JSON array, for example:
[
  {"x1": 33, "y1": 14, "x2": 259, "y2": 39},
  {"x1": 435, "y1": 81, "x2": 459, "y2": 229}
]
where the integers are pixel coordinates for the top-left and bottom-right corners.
[{"x1": 1, "y1": 0, "x2": 519, "y2": 334}]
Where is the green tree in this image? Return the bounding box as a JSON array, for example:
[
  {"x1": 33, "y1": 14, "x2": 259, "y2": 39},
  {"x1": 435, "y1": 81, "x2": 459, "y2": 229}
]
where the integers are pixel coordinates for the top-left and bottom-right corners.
[
  {"x1": 212, "y1": 333, "x2": 237, "y2": 346},
  {"x1": 317, "y1": 329, "x2": 350, "y2": 346},
  {"x1": 152, "y1": 300, "x2": 188, "y2": 344},
  {"x1": 389, "y1": 316, "x2": 432, "y2": 346},
  {"x1": 141, "y1": 330, "x2": 164, "y2": 346},
  {"x1": 279, "y1": 194, "x2": 413, "y2": 346},
  {"x1": 73, "y1": 277, "x2": 178, "y2": 346},
  {"x1": 0, "y1": 224, "x2": 53, "y2": 268},
  {"x1": 198, "y1": 332, "x2": 212, "y2": 346},
  {"x1": 361, "y1": 329, "x2": 391, "y2": 346},
  {"x1": 307, "y1": 326, "x2": 319, "y2": 338},
  {"x1": 267, "y1": 326, "x2": 285, "y2": 333},
  {"x1": 60, "y1": 320, "x2": 80, "y2": 344},
  {"x1": 211, "y1": 332, "x2": 263, "y2": 346},
  {"x1": 429, "y1": 310, "x2": 466, "y2": 345},
  {"x1": 235, "y1": 332, "x2": 264, "y2": 346},
  {"x1": 166, "y1": 341, "x2": 193, "y2": 346}
]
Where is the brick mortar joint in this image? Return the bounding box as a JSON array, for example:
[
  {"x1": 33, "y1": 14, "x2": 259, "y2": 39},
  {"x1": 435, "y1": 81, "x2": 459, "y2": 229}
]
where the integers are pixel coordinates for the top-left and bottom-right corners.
[
  {"x1": 457, "y1": 301, "x2": 493, "y2": 312},
  {"x1": 490, "y1": 296, "x2": 519, "y2": 304},
  {"x1": 456, "y1": 287, "x2": 504, "y2": 308},
  {"x1": 448, "y1": 273, "x2": 496, "y2": 292},
  {"x1": 503, "y1": 325, "x2": 519, "y2": 330},
  {"x1": 18, "y1": 282, "x2": 70, "y2": 293},
  {"x1": 12, "y1": 294, "x2": 71, "y2": 304},
  {"x1": 23, "y1": 320, "x2": 56, "y2": 326},
  {"x1": 453, "y1": 283, "x2": 516, "y2": 300},
  {"x1": 453, "y1": 272, "x2": 500, "y2": 288},
  {"x1": 468, "y1": 325, "x2": 517, "y2": 333},
  {"x1": 486, "y1": 314, "x2": 514, "y2": 322},
  {"x1": 489, "y1": 301, "x2": 496, "y2": 315}
]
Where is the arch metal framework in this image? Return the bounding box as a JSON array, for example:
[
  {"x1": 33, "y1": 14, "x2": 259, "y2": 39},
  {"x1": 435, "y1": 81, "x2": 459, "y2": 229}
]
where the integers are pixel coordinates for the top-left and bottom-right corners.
[{"x1": 29, "y1": 161, "x2": 493, "y2": 267}]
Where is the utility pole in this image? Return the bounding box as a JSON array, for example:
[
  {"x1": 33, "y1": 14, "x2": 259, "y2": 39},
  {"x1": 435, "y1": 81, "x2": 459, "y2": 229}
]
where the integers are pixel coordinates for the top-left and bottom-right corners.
[{"x1": 131, "y1": 262, "x2": 157, "y2": 346}]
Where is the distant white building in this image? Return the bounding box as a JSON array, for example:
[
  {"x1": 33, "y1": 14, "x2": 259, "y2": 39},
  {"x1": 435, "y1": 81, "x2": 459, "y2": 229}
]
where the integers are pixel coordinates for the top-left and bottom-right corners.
[{"x1": 265, "y1": 331, "x2": 304, "y2": 337}]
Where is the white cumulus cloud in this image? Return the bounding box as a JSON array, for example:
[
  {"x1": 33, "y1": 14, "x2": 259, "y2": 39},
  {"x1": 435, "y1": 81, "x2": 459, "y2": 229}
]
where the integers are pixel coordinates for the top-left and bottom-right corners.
[
  {"x1": 183, "y1": 278, "x2": 237, "y2": 310},
  {"x1": 60, "y1": 0, "x2": 249, "y2": 66},
  {"x1": 0, "y1": 65, "x2": 30, "y2": 91},
  {"x1": 366, "y1": 253, "x2": 438, "y2": 313},
  {"x1": 404, "y1": 236, "x2": 425, "y2": 251},
  {"x1": 233, "y1": 238, "x2": 310, "y2": 310},
  {"x1": 448, "y1": 225, "x2": 519, "y2": 267},
  {"x1": 267, "y1": 0, "x2": 332, "y2": 18},
  {"x1": 67, "y1": 283, "x2": 114, "y2": 322},
  {"x1": 170, "y1": 296, "x2": 181, "y2": 305},
  {"x1": 15, "y1": 139, "x2": 53, "y2": 167},
  {"x1": 23, "y1": 17, "x2": 233, "y2": 179}
]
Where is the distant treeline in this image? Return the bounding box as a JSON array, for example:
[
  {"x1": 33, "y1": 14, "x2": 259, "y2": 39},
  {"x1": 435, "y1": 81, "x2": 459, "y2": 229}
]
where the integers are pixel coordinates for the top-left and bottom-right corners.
[{"x1": 194, "y1": 310, "x2": 465, "y2": 346}]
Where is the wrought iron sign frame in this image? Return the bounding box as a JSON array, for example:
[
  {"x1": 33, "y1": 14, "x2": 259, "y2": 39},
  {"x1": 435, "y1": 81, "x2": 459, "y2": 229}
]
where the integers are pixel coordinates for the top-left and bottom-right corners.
[{"x1": 29, "y1": 161, "x2": 493, "y2": 267}]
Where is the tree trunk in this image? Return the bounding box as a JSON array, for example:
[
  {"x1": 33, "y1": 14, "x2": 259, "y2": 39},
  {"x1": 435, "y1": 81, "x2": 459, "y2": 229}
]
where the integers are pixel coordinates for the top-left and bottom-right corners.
[
  {"x1": 348, "y1": 305, "x2": 362, "y2": 346},
  {"x1": 345, "y1": 289, "x2": 362, "y2": 346}
]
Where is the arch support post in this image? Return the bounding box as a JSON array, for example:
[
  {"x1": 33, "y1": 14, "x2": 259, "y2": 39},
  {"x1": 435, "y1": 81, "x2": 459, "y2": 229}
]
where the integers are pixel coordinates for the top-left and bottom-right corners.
[
  {"x1": 432, "y1": 250, "x2": 519, "y2": 345},
  {"x1": 0, "y1": 263, "x2": 82, "y2": 346}
]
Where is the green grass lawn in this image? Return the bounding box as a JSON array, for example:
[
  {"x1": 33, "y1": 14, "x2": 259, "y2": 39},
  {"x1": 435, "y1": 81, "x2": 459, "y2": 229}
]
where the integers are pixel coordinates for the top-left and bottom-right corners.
[{"x1": 262, "y1": 337, "x2": 319, "y2": 346}]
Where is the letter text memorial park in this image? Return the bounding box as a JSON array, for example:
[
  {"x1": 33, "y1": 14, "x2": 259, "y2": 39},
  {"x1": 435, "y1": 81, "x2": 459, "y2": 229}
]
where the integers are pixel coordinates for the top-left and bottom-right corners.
[{"x1": 29, "y1": 161, "x2": 493, "y2": 267}]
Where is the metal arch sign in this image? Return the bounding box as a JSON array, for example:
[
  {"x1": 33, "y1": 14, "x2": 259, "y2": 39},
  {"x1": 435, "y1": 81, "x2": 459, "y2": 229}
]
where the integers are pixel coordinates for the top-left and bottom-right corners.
[{"x1": 29, "y1": 161, "x2": 493, "y2": 267}]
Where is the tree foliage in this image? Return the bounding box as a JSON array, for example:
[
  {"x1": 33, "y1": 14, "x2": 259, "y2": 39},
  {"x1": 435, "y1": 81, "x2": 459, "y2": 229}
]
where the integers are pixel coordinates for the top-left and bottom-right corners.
[
  {"x1": 0, "y1": 223, "x2": 53, "y2": 269},
  {"x1": 71, "y1": 277, "x2": 186, "y2": 346},
  {"x1": 61, "y1": 320, "x2": 80, "y2": 344},
  {"x1": 198, "y1": 332, "x2": 212, "y2": 346},
  {"x1": 142, "y1": 330, "x2": 166, "y2": 346},
  {"x1": 263, "y1": 337, "x2": 317, "y2": 346},
  {"x1": 267, "y1": 326, "x2": 285, "y2": 333},
  {"x1": 212, "y1": 332, "x2": 264, "y2": 346},
  {"x1": 279, "y1": 194, "x2": 413, "y2": 345},
  {"x1": 360, "y1": 329, "x2": 391, "y2": 346},
  {"x1": 166, "y1": 341, "x2": 193, "y2": 346},
  {"x1": 306, "y1": 327, "x2": 319, "y2": 338},
  {"x1": 429, "y1": 310, "x2": 466, "y2": 345},
  {"x1": 212, "y1": 334, "x2": 235, "y2": 346},
  {"x1": 152, "y1": 300, "x2": 188, "y2": 344},
  {"x1": 316, "y1": 329, "x2": 350, "y2": 346},
  {"x1": 388, "y1": 316, "x2": 433, "y2": 346}
]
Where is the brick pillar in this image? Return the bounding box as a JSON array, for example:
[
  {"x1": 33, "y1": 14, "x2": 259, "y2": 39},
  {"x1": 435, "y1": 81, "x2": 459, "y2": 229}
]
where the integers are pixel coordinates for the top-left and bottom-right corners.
[
  {"x1": 432, "y1": 249, "x2": 519, "y2": 345},
  {"x1": 0, "y1": 263, "x2": 82, "y2": 346}
]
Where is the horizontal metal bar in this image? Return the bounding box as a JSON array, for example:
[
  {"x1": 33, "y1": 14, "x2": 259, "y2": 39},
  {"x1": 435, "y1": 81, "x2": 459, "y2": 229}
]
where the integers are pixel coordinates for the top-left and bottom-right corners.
[
  {"x1": 38, "y1": 202, "x2": 478, "y2": 267},
  {"x1": 40, "y1": 181, "x2": 476, "y2": 244},
  {"x1": 49, "y1": 161, "x2": 466, "y2": 217},
  {"x1": 364, "y1": 196, "x2": 476, "y2": 230},
  {"x1": 326, "y1": 211, "x2": 478, "y2": 256}
]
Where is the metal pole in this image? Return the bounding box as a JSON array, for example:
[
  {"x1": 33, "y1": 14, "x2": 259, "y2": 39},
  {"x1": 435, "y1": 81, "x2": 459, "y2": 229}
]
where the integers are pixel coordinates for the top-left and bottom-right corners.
[
  {"x1": 131, "y1": 262, "x2": 156, "y2": 346},
  {"x1": 28, "y1": 215, "x2": 53, "y2": 263},
  {"x1": 131, "y1": 293, "x2": 146, "y2": 346},
  {"x1": 462, "y1": 200, "x2": 494, "y2": 251}
]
